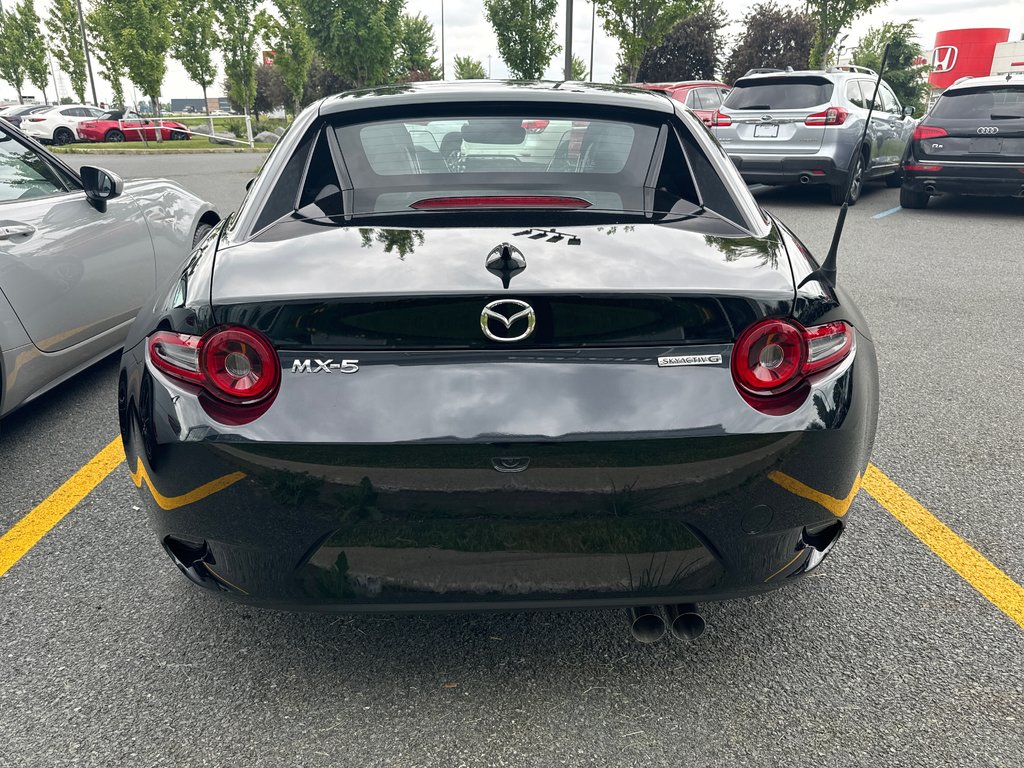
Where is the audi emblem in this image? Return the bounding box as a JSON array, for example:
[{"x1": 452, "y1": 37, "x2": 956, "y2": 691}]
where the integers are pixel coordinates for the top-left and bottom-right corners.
[
  {"x1": 480, "y1": 299, "x2": 536, "y2": 342},
  {"x1": 977, "y1": 126, "x2": 999, "y2": 135}
]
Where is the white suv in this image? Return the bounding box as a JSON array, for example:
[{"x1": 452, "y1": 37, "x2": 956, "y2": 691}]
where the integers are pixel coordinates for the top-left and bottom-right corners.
[{"x1": 20, "y1": 104, "x2": 107, "y2": 145}]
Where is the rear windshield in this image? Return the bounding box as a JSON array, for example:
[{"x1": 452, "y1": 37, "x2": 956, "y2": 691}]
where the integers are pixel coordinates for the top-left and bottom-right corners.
[
  {"x1": 931, "y1": 86, "x2": 1024, "y2": 120},
  {"x1": 332, "y1": 115, "x2": 659, "y2": 214},
  {"x1": 724, "y1": 77, "x2": 834, "y2": 110}
]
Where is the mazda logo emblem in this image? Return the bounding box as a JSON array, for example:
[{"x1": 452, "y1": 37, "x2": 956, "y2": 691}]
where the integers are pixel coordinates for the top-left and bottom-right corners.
[
  {"x1": 480, "y1": 299, "x2": 536, "y2": 342},
  {"x1": 977, "y1": 126, "x2": 999, "y2": 135}
]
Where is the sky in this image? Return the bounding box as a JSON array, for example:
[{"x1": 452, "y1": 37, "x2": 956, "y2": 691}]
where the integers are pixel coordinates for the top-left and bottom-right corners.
[{"x1": 11, "y1": 0, "x2": 1024, "y2": 105}]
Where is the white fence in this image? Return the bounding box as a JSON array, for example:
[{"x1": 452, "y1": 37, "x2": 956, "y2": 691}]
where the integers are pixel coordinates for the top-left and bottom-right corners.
[{"x1": 114, "y1": 113, "x2": 256, "y2": 148}]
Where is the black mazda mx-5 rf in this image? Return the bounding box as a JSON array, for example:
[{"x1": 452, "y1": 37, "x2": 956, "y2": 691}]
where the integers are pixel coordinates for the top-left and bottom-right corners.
[{"x1": 118, "y1": 82, "x2": 878, "y2": 641}]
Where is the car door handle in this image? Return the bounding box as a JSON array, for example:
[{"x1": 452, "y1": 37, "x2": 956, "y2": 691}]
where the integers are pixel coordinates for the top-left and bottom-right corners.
[{"x1": 0, "y1": 223, "x2": 36, "y2": 240}]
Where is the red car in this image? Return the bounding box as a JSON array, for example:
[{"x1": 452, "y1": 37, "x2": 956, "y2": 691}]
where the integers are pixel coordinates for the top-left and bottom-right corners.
[
  {"x1": 77, "y1": 110, "x2": 191, "y2": 142},
  {"x1": 631, "y1": 81, "x2": 731, "y2": 126}
]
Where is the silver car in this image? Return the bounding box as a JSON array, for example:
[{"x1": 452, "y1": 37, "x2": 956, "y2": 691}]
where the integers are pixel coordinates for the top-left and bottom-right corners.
[
  {"x1": 713, "y1": 66, "x2": 916, "y2": 204},
  {"x1": 0, "y1": 123, "x2": 218, "y2": 420}
]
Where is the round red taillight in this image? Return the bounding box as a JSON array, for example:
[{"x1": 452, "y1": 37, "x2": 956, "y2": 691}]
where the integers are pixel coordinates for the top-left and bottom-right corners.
[
  {"x1": 732, "y1": 319, "x2": 805, "y2": 395},
  {"x1": 199, "y1": 327, "x2": 279, "y2": 404}
]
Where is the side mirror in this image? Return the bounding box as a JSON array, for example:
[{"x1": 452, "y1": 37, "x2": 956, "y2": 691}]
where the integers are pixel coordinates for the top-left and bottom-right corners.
[
  {"x1": 903, "y1": 105, "x2": 915, "y2": 117},
  {"x1": 80, "y1": 165, "x2": 124, "y2": 212}
]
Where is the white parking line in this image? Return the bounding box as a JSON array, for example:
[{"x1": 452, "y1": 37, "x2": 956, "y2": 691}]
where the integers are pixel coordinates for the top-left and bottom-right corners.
[{"x1": 872, "y1": 206, "x2": 902, "y2": 220}]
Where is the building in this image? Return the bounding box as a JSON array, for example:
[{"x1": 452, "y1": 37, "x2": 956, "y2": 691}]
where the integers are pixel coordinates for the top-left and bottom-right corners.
[{"x1": 928, "y1": 28, "x2": 1024, "y2": 90}]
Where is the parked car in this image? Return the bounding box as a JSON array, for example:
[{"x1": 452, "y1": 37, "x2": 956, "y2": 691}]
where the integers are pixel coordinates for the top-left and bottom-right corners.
[
  {"x1": 19, "y1": 104, "x2": 107, "y2": 145},
  {"x1": 77, "y1": 111, "x2": 191, "y2": 143},
  {"x1": 118, "y1": 81, "x2": 878, "y2": 640},
  {"x1": 900, "y1": 74, "x2": 1024, "y2": 208},
  {"x1": 0, "y1": 104, "x2": 51, "y2": 130},
  {"x1": 712, "y1": 66, "x2": 916, "y2": 204},
  {"x1": 631, "y1": 81, "x2": 731, "y2": 126},
  {"x1": 0, "y1": 123, "x2": 219, "y2": 420}
]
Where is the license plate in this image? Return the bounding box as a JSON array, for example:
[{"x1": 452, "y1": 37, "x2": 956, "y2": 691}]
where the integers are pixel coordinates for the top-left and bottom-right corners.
[
  {"x1": 754, "y1": 123, "x2": 779, "y2": 138},
  {"x1": 969, "y1": 137, "x2": 1002, "y2": 153}
]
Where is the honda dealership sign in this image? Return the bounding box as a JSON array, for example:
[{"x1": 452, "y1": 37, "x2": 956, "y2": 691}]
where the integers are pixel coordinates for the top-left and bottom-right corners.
[{"x1": 929, "y1": 28, "x2": 1010, "y2": 89}]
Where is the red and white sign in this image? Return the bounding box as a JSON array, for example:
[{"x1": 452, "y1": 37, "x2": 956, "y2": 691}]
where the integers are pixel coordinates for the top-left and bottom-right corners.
[
  {"x1": 931, "y1": 46, "x2": 959, "y2": 73},
  {"x1": 262, "y1": 50, "x2": 276, "y2": 66}
]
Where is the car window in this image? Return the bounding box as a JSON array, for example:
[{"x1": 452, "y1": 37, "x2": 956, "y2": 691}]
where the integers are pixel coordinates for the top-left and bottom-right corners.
[
  {"x1": 724, "y1": 77, "x2": 834, "y2": 110},
  {"x1": 879, "y1": 84, "x2": 900, "y2": 114},
  {"x1": 88, "y1": 108, "x2": 105, "y2": 118},
  {"x1": 846, "y1": 81, "x2": 866, "y2": 108},
  {"x1": 696, "y1": 88, "x2": 722, "y2": 109},
  {"x1": 0, "y1": 128, "x2": 70, "y2": 202},
  {"x1": 685, "y1": 90, "x2": 700, "y2": 109},
  {"x1": 931, "y1": 86, "x2": 1024, "y2": 119},
  {"x1": 60, "y1": 108, "x2": 77, "y2": 117}
]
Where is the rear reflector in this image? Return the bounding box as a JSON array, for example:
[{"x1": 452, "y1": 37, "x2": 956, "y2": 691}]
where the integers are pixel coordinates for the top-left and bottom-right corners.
[
  {"x1": 521, "y1": 119, "x2": 549, "y2": 133},
  {"x1": 903, "y1": 163, "x2": 941, "y2": 172},
  {"x1": 913, "y1": 125, "x2": 947, "y2": 141},
  {"x1": 410, "y1": 196, "x2": 592, "y2": 209}
]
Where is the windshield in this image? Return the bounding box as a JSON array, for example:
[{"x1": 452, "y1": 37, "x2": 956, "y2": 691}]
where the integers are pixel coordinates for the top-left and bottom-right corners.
[
  {"x1": 724, "y1": 78, "x2": 834, "y2": 110},
  {"x1": 931, "y1": 86, "x2": 1024, "y2": 119},
  {"x1": 331, "y1": 114, "x2": 661, "y2": 215}
]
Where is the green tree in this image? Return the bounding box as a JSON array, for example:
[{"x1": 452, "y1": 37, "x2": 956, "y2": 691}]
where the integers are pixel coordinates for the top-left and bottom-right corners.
[
  {"x1": 217, "y1": 0, "x2": 261, "y2": 116},
  {"x1": 302, "y1": 57, "x2": 352, "y2": 105},
  {"x1": 299, "y1": 0, "x2": 404, "y2": 88},
  {"x1": 637, "y1": 2, "x2": 727, "y2": 82},
  {"x1": 570, "y1": 54, "x2": 588, "y2": 80},
  {"x1": 722, "y1": 2, "x2": 816, "y2": 84},
  {"x1": 852, "y1": 20, "x2": 929, "y2": 114},
  {"x1": 0, "y1": 12, "x2": 27, "y2": 103},
  {"x1": 393, "y1": 13, "x2": 441, "y2": 81},
  {"x1": 484, "y1": 0, "x2": 560, "y2": 80},
  {"x1": 170, "y1": 0, "x2": 218, "y2": 123},
  {"x1": 259, "y1": 0, "x2": 313, "y2": 115},
  {"x1": 453, "y1": 54, "x2": 487, "y2": 80},
  {"x1": 805, "y1": 0, "x2": 889, "y2": 69},
  {"x1": 85, "y1": 3, "x2": 126, "y2": 107},
  {"x1": 88, "y1": 0, "x2": 172, "y2": 127},
  {"x1": 47, "y1": 0, "x2": 88, "y2": 103},
  {"x1": 594, "y1": 0, "x2": 697, "y2": 83},
  {"x1": 0, "y1": 1, "x2": 48, "y2": 103}
]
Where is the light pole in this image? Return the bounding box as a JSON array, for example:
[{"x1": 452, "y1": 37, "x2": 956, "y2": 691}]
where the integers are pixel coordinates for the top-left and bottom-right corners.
[
  {"x1": 563, "y1": 0, "x2": 573, "y2": 80},
  {"x1": 488, "y1": 55, "x2": 492, "y2": 78},
  {"x1": 74, "y1": 0, "x2": 99, "y2": 106},
  {"x1": 589, "y1": 1, "x2": 595, "y2": 81},
  {"x1": 440, "y1": 0, "x2": 445, "y2": 80}
]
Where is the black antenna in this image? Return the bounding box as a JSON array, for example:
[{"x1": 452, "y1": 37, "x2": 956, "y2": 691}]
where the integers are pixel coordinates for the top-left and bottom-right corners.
[{"x1": 799, "y1": 44, "x2": 891, "y2": 290}]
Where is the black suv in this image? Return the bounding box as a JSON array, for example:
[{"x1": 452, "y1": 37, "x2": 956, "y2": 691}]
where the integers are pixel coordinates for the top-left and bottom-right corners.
[{"x1": 901, "y1": 74, "x2": 1024, "y2": 208}]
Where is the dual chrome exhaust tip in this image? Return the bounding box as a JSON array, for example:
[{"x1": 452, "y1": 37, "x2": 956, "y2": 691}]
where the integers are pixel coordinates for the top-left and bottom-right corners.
[{"x1": 628, "y1": 604, "x2": 706, "y2": 644}]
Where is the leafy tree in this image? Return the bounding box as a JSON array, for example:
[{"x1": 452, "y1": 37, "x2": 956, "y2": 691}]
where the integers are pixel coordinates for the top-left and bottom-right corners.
[
  {"x1": 484, "y1": 0, "x2": 560, "y2": 80},
  {"x1": 302, "y1": 57, "x2": 352, "y2": 105},
  {"x1": 85, "y1": 4, "x2": 127, "y2": 107},
  {"x1": 852, "y1": 20, "x2": 929, "y2": 115},
  {"x1": 88, "y1": 0, "x2": 172, "y2": 125},
  {"x1": 805, "y1": 0, "x2": 889, "y2": 69},
  {"x1": 393, "y1": 13, "x2": 441, "y2": 82},
  {"x1": 299, "y1": 0, "x2": 404, "y2": 88},
  {"x1": 570, "y1": 54, "x2": 588, "y2": 80},
  {"x1": 722, "y1": 2, "x2": 816, "y2": 85},
  {"x1": 594, "y1": 0, "x2": 698, "y2": 84},
  {"x1": 0, "y1": 1, "x2": 48, "y2": 103},
  {"x1": 637, "y1": 2, "x2": 727, "y2": 82},
  {"x1": 454, "y1": 54, "x2": 487, "y2": 80},
  {"x1": 170, "y1": 0, "x2": 218, "y2": 121},
  {"x1": 217, "y1": 0, "x2": 261, "y2": 115},
  {"x1": 47, "y1": 0, "x2": 87, "y2": 102},
  {"x1": 259, "y1": 0, "x2": 313, "y2": 114}
]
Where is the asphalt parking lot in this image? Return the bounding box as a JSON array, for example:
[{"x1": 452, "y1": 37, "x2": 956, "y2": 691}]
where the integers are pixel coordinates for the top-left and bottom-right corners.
[{"x1": 1, "y1": 154, "x2": 1022, "y2": 767}]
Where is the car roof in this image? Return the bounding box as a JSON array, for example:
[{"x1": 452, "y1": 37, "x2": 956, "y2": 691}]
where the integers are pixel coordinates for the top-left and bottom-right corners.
[
  {"x1": 946, "y1": 74, "x2": 1024, "y2": 91},
  {"x1": 631, "y1": 81, "x2": 728, "y2": 90},
  {"x1": 734, "y1": 69, "x2": 867, "y2": 84},
  {"x1": 319, "y1": 80, "x2": 676, "y2": 117}
]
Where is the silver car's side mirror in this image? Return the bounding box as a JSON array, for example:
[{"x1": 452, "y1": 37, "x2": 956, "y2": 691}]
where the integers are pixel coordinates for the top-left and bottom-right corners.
[
  {"x1": 903, "y1": 105, "x2": 915, "y2": 117},
  {"x1": 81, "y1": 165, "x2": 124, "y2": 212}
]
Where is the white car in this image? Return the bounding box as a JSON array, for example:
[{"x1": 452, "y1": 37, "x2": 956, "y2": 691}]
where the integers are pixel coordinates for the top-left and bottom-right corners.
[{"x1": 20, "y1": 104, "x2": 107, "y2": 145}]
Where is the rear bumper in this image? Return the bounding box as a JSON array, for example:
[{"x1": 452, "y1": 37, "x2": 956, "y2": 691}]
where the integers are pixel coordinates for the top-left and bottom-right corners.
[
  {"x1": 727, "y1": 154, "x2": 844, "y2": 186},
  {"x1": 903, "y1": 162, "x2": 1024, "y2": 197},
  {"x1": 119, "y1": 336, "x2": 878, "y2": 612}
]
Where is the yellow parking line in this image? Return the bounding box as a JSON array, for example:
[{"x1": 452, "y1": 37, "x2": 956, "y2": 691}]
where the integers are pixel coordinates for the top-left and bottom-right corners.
[
  {"x1": 0, "y1": 438, "x2": 125, "y2": 578},
  {"x1": 863, "y1": 463, "x2": 1024, "y2": 630}
]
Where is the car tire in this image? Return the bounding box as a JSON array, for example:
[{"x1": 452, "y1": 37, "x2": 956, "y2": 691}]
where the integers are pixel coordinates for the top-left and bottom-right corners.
[
  {"x1": 900, "y1": 186, "x2": 930, "y2": 209},
  {"x1": 105, "y1": 129, "x2": 126, "y2": 143},
  {"x1": 192, "y1": 221, "x2": 214, "y2": 249},
  {"x1": 53, "y1": 127, "x2": 75, "y2": 145},
  {"x1": 170, "y1": 130, "x2": 188, "y2": 140},
  {"x1": 830, "y1": 153, "x2": 865, "y2": 206},
  {"x1": 885, "y1": 171, "x2": 903, "y2": 188}
]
